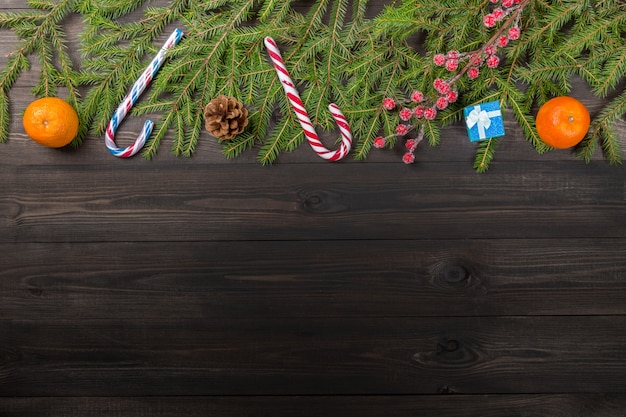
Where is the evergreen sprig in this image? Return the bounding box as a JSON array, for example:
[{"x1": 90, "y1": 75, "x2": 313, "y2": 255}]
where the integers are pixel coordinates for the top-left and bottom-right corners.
[
  {"x1": 375, "y1": 0, "x2": 625, "y2": 170},
  {"x1": 0, "y1": 0, "x2": 623, "y2": 170},
  {"x1": 0, "y1": 0, "x2": 80, "y2": 144}
]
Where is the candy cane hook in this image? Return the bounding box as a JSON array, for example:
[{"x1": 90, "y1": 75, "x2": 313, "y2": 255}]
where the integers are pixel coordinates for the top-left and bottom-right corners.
[
  {"x1": 264, "y1": 37, "x2": 352, "y2": 161},
  {"x1": 105, "y1": 29, "x2": 184, "y2": 158}
]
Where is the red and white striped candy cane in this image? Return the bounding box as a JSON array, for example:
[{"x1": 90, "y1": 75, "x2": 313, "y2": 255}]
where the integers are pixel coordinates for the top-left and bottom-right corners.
[{"x1": 264, "y1": 37, "x2": 352, "y2": 161}]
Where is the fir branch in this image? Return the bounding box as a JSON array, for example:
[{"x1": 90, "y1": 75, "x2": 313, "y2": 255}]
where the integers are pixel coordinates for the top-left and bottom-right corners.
[
  {"x1": 474, "y1": 137, "x2": 499, "y2": 173},
  {"x1": 258, "y1": 116, "x2": 296, "y2": 165},
  {"x1": 0, "y1": 91, "x2": 9, "y2": 144},
  {"x1": 517, "y1": 2, "x2": 581, "y2": 55},
  {"x1": 579, "y1": 89, "x2": 626, "y2": 164},
  {"x1": 0, "y1": 0, "x2": 623, "y2": 169},
  {"x1": 347, "y1": 36, "x2": 409, "y2": 159},
  {"x1": 593, "y1": 44, "x2": 626, "y2": 98},
  {"x1": 0, "y1": 0, "x2": 78, "y2": 143},
  {"x1": 496, "y1": 78, "x2": 549, "y2": 154},
  {"x1": 0, "y1": 12, "x2": 46, "y2": 28},
  {"x1": 374, "y1": 0, "x2": 530, "y2": 168},
  {"x1": 142, "y1": 103, "x2": 176, "y2": 157},
  {"x1": 371, "y1": 0, "x2": 624, "y2": 170},
  {"x1": 348, "y1": 105, "x2": 382, "y2": 160},
  {"x1": 144, "y1": 0, "x2": 258, "y2": 158},
  {"x1": 79, "y1": 0, "x2": 189, "y2": 146},
  {"x1": 423, "y1": 119, "x2": 440, "y2": 146},
  {"x1": 555, "y1": 3, "x2": 626, "y2": 59}
]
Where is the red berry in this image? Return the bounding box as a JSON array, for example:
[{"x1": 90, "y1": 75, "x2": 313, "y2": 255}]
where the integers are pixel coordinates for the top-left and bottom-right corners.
[
  {"x1": 470, "y1": 53, "x2": 482, "y2": 66},
  {"x1": 497, "y1": 35, "x2": 509, "y2": 47},
  {"x1": 485, "y1": 45, "x2": 498, "y2": 55},
  {"x1": 399, "y1": 107, "x2": 413, "y2": 121},
  {"x1": 396, "y1": 124, "x2": 409, "y2": 135},
  {"x1": 447, "y1": 90, "x2": 459, "y2": 103},
  {"x1": 373, "y1": 136, "x2": 386, "y2": 149},
  {"x1": 433, "y1": 54, "x2": 446, "y2": 66},
  {"x1": 411, "y1": 90, "x2": 425, "y2": 103},
  {"x1": 414, "y1": 106, "x2": 425, "y2": 118},
  {"x1": 487, "y1": 54, "x2": 500, "y2": 68},
  {"x1": 433, "y1": 78, "x2": 450, "y2": 94},
  {"x1": 484, "y1": 14, "x2": 496, "y2": 28},
  {"x1": 446, "y1": 50, "x2": 460, "y2": 60},
  {"x1": 445, "y1": 59, "x2": 459, "y2": 72},
  {"x1": 508, "y1": 27, "x2": 521, "y2": 40},
  {"x1": 405, "y1": 139, "x2": 418, "y2": 151},
  {"x1": 493, "y1": 8, "x2": 504, "y2": 20},
  {"x1": 382, "y1": 97, "x2": 396, "y2": 110},
  {"x1": 467, "y1": 67, "x2": 480, "y2": 79},
  {"x1": 424, "y1": 107, "x2": 437, "y2": 120},
  {"x1": 402, "y1": 152, "x2": 416, "y2": 164},
  {"x1": 436, "y1": 96, "x2": 449, "y2": 110}
]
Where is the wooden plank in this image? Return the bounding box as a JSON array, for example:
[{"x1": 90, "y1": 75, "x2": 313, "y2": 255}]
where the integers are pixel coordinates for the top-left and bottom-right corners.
[
  {"x1": 1, "y1": 1, "x2": 625, "y2": 414},
  {"x1": 1, "y1": 161, "x2": 624, "y2": 243},
  {"x1": 0, "y1": 2, "x2": 29, "y2": 9},
  {"x1": 1, "y1": 394, "x2": 625, "y2": 417},
  {"x1": 2, "y1": 239, "x2": 626, "y2": 320},
  {"x1": 1, "y1": 316, "x2": 626, "y2": 396}
]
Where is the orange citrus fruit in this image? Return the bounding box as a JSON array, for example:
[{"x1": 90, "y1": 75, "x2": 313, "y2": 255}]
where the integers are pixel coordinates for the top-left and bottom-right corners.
[
  {"x1": 535, "y1": 96, "x2": 590, "y2": 149},
  {"x1": 23, "y1": 97, "x2": 79, "y2": 148}
]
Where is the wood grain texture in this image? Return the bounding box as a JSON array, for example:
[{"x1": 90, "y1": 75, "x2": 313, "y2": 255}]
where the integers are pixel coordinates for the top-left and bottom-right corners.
[
  {"x1": 1, "y1": 395, "x2": 625, "y2": 417},
  {"x1": 1, "y1": 239, "x2": 626, "y2": 320},
  {"x1": 1, "y1": 162, "x2": 625, "y2": 243},
  {"x1": 1, "y1": 0, "x2": 625, "y2": 416},
  {"x1": 2, "y1": 316, "x2": 626, "y2": 396}
]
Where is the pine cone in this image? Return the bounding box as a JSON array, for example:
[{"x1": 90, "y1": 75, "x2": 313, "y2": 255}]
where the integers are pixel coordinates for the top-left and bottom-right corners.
[{"x1": 203, "y1": 95, "x2": 249, "y2": 140}]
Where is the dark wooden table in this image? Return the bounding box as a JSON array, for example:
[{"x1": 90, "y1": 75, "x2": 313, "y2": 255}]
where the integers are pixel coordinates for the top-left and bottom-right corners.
[{"x1": 2, "y1": 1, "x2": 626, "y2": 416}]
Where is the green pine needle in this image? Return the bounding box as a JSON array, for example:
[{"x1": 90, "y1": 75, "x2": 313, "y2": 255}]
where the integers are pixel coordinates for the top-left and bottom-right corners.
[{"x1": 474, "y1": 138, "x2": 499, "y2": 173}]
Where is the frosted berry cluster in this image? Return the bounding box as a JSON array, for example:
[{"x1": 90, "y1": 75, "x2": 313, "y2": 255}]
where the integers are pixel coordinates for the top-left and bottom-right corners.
[
  {"x1": 376, "y1": 78, "x2": 461, "y2": 163},
  {"x1": 375, "y1": 0, "x2": 528, "y2": 164}
]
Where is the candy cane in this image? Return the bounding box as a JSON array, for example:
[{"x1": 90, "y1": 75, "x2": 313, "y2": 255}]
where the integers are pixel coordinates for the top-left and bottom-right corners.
[
  {"x1": 105, "y1": 28, "x2": 184, "y2": 158},
  {"x1": 264, "y1": 37, "x2": 352, "y2": 161}
]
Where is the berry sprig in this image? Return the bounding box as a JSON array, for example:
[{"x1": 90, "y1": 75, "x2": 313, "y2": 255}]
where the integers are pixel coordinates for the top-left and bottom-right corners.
[{"x1": 375, "y1": 0, "x2": 529, "y2": 164}]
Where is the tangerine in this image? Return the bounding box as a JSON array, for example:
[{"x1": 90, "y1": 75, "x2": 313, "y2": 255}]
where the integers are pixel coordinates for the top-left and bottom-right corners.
[
  {"x1": 23, "y1": 97, "x2": 79, "y2": 148},
  {"x1": 535, "y1": 96, "x2": 590, "y2": 149}
]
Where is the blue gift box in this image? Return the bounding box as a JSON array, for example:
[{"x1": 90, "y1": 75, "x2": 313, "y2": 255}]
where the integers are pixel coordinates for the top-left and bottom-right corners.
[{"x1": 463, "y1": 101, "x2": 505, "y2": 142}]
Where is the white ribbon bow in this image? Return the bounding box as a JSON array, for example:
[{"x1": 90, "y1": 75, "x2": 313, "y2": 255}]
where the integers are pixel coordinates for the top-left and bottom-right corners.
[{"x1": 466, "y1": 105, "x2": 501, "y2": 140}]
